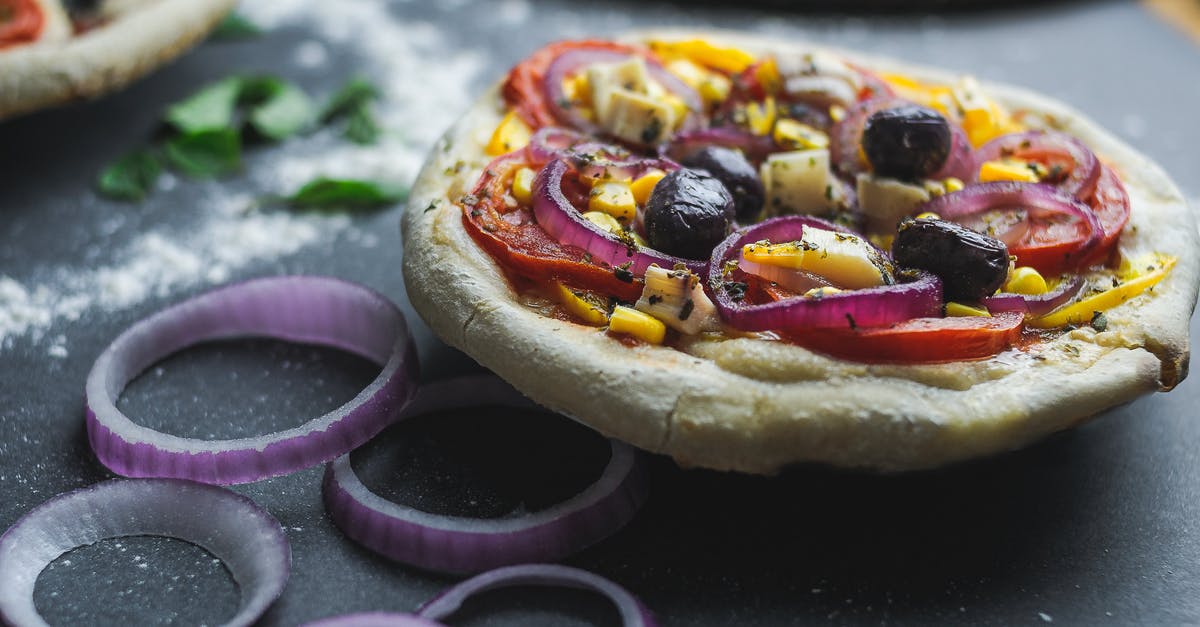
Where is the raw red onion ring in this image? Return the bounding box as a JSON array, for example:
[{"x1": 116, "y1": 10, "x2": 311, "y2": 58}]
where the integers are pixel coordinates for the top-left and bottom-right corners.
[
  {"x1": 543, "y1": 48, "x2": 702, "y2": 142},
  {"x1": 323, "y1": 374, "x2": 649, "y2": 575},
  {"x1": 527, "y1": 126, "x2": 585, "y2": 164},
  {"x1": 661, "y1": 127, "x2": 778, "y2": 165},
  {"x1": 533, "y1": 158, "x2": 707, "y2": 275},
  {"x1": 709, "y1": 215, "x2": 943, "y2": 331},
  {"x1": 0, "y1": 479, "x2": 289, "y2": 627},
  {"x1": 972, "y1": 130, "x2": 1100, "y2": 199},
  {"x1": 983, "y1": 275, "x2": 1085, "y2": 317},
  {"x1": 416, "y1": 564, "x2": 656, "y2": 627},
  {"x1": 929, "y1": 123, "x2": 974, "y2": 182},
  {"x1": 85, "y1": 276, "x2": 419, "y2": 485},
  {"x1": 303, "y1": 613, "x2": 443, "y2": 627}
]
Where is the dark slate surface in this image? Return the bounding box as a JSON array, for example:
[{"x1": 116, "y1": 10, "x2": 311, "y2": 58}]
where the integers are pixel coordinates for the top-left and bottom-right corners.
[{"x1": 2, "y1": 1, "x2": 1199, "y2": 625}]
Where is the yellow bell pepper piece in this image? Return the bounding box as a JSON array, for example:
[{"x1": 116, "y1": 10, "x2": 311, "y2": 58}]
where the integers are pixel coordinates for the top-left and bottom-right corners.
[
  {"x1": 588, "y1": 181, "x2": 637, "y2": 223},
  {"x1": 608, "y1": 305, "x2": 666, "y2": 344},
  {"x1": 1028, "y1": 256, "x2": 1177, "y2": 329},
  {"x1": 555, "y1": 282, "x2": 609, "y2": 326},
  {"x1": 650, "y1": 39, "x2": 755, "y2": 74},
  {"x1": 945, "y1": 302, "x2": 991, "y2": 318},
  {"x1": 773, "y1": 119, "x2": 829, "y2": 150},
  {"x1": 630, "y1": 170, "x2": 666, "y2": 206},
  {"x1": 745, "y1": 96, "x2": 777, "y2": 136},
  {"x1": 979, "y1": 159, "x2": 1042, "y2": 184},
  {"x1": 485, "y1": 110, "x2": 532, "y2": 156},
  {"x1": 511, "y1": 167, "x2": 535, "y2": 205},
  {"x1": 1005, "y1": 267, "x2": 1048, "y2": 295},
  {"x1": 753, "y1": 57, "x2": 781, "y2": 94}
]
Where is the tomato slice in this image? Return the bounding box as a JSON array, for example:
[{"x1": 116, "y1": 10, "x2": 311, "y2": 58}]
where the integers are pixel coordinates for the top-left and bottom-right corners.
[
  {"x1": 502, "y1": 39, "x2": 644, "y2": 130},
  {"x1": 459, "y1": 153, "x2": 644, "y2": 302},
  {"x1": 0, "y1": 0, "x2": 44, "y2": 49},
  {"x1": 791, "y1": 311, "x2": 1026, "y2": 363},
  {"x1": 1077, "y1": 165, "x2": 1131, "y2": 268},
  {"x1": 1006, "y1": 211, "x2": 1093, "y2": 276}
]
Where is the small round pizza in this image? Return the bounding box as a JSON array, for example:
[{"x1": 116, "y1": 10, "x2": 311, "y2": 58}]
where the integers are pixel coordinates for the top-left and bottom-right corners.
[
  {"x1": 402, "y1": 31, "x2": 1199, "y2": 473},
  {"x1": 0, "y1": 0, "x2": 235, "y2": 120}
]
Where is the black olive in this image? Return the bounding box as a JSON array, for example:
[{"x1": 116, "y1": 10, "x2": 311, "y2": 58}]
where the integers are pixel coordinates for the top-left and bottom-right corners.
[
  {"x1": 644, "y1": 169, "x2": 735, "y2": 260},
  {"x1": 680, "y1": 146, "x2": 765, "y2": 222},
  {"x1": 892, "y1": 217, "x2": 1009, "y2": 302},
  {"x1": 862, "y1": 106, "x2": 952, "y2": 181}
]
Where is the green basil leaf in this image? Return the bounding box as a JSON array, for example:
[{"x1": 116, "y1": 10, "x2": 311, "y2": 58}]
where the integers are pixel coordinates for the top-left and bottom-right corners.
[
  {"x1": 210, "y1": 13, "x2": 262, "y2": 40},
  {"x1": 248, "y1": 81, "x2": 314, "y2": 140},
  {"x1": 165, "y1": 129, "x2": 242, "y2": 178},
  {"x1": 164, "y1": 77, "x2": 242, "y2": 133},
  {"x1": 343, "y1": 106, "x2": 381, "y2": 145},
  {"x1": 287, "y1": 178, "x2": 407, "y2": 210},
  {"x1": 97, "y1": 150, "x2": 162, "y2": 201},
  {"x1": 320, "y1": 77, "x2": 380, "y2": 121}
]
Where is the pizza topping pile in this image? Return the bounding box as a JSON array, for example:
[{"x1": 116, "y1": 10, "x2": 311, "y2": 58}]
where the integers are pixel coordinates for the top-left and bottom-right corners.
[{"x1": 457, "y1": 38, "x2": 1171, "y2": 363}]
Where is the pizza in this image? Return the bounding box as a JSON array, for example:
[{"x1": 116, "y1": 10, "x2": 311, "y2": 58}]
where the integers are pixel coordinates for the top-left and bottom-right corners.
[
  {"x1": 401, "y1": 31, "x2": 1199, "y2": 473},
  {"x1": 0, "y1": 0, "x2": 235, "y2": 120}
]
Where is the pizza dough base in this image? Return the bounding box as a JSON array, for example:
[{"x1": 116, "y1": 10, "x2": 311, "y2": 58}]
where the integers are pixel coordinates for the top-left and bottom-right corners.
[
  {"x1": 401, "y1": 30, "x2": 1199, "y2": 473},
  {"x1": 0, "y1": 0, "x2": 236, "y2": 120}
]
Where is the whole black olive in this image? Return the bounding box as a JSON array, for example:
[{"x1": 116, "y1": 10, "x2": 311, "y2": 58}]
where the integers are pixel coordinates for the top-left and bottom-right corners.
[
  {"x1": 644, "y1": 169, "x2": 735, "y2": 260},
  {"x1": 680, "y1": 146, "x2": 765, "y2": 222},
  {"x1": 862, "y1": 106, "x2": 952, "y2": 181},
  {"x1": 892, "y1": 217, "x2": 1009, "y2": 302}
]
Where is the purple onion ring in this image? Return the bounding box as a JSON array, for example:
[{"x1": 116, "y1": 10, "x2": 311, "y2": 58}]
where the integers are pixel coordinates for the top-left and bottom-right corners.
[
  {"x1": 0, "y1": 479, "x2": 290, "y2": 627},
  {"x1": 533, "y1": 158, "x2": 707, "y2": 276},
  {"x1": 661, "y1": 127, "x2": 778, "y2": 165},
  {"x1": 303, "y1": 613, "x2": 444, "y2": 627},
  {"x1": 417, "y1": 564, "x2": 656, "y2": 627},
  {"x1": 85, "y1": 276, "x2": 419, "y2": 485},
  {"x1": 708, "y1": 215, "x2": 943, "y2": 331},
  {"x1": 972, "y1": 130, "x2": 1100, "y2": 199},
  {"x1": 323, "y1": 374, "x2": 649, "y2": 575},
  {"x1": 983, "y1": 275, "x2": 1086, "y2": 317}
]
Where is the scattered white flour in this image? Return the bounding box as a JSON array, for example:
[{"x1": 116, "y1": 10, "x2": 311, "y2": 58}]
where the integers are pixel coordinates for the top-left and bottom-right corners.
[
  {"x1": 0, "y1": 0, "x2": 483, "y2": 351},
  {"x1": 1038, "y1": 612, "x2": 1054, "y2": 622}
]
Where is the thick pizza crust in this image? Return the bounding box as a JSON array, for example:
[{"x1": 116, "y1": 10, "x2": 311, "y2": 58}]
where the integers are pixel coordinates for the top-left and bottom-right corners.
[
  {"x1": 402, "y1": 31, "x2": 1199, "y2": 473},
  {"x1": 0, "y1": 0, "x2": 235, "y2": 120}
]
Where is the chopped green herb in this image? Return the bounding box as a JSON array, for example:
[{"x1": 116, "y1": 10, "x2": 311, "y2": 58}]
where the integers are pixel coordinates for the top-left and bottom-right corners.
[
  {"x1": 210, "y1": 13, "x2": 262, "y2": 40},
  {"x1": 286, "y1": 178, "x2": 407, "y2": 210},
  {"x1": 247, "y1": 80, "x2": 315, "y2": 140},
  {"x1": 320, "y1": 77, "x2": 380, "y2": 121},
  {"x1": 1090, "y1": 311, "x2": 1108, "y2": 332},
  {"x1": 97, "y1": 150, "x2": 162, "y2": 201},
  {"x1": 344, "y1": 106, "x2": 381, "y2": 144},
  {"x1": 165, "y1": 129, "x2": 242, "y2": 178},
  {"x1": 165, "y1": 77, "x2": 242, "y2": 133}
]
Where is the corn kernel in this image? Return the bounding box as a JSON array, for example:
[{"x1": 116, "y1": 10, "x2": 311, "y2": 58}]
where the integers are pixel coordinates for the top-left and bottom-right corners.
[
  {"x1": 486, "y1": 110, "x2": 532, "y2": 156},
  {"x1": 554, "y1": 282, "x2": 608, "y2": 326},
  {"x1": 630, "y1": 170, "x2": 666, "y2": 206},
  {"x1": 511, "y1": 167, "x2": 535, "y2": 205},
  {"x1": 979, "y1": 159, "x2": 1041, "y2": 184},
  {"x1": 943, "y1": 177, "x2": 964, "y2": 192},
  {"x1": 915, "y1": 211, "x2": 941, "y2": 220},
  {"x1": 1005, "y1": 266, "x2": 1048, "y2": 295},
  {"x1": 698, "y1": 74, "x2": 732, "y2": 105},
  {"x1": 753, "y1": 58, "x2": 781, "y2": 94},
  {"x1": 608, "y1": 305, "x2": 666, "y2": 344},
  {"x1": 582, "y1": 211, "x2": 623, "y2": 232},
  {"x1": 829, "y1": 105, "x2": 847, "y2": 123},
  {"x1": 562, "y1": 72, "x2": 590, "y2": 104},
  {"x1": 745, "y1": 96, "x2": 777, "y2": 136},
  {"x1": 588, "y1": 181, "x2": 636, "y2": 223},
  {"x1": 945, "y1": 302, "x2": 991, "y2": 317},
  {"x1": 773, "y1": 118, "x2": 829, "y2": 150},
  {"x1": 803, "y1": 286, "x2": 842, "y2": 299}
]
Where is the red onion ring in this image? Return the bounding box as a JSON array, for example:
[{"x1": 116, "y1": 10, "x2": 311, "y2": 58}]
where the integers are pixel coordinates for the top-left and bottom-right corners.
[
  {"x1": 417, "y1": 564, "x2": 656, "y2": 627},
  {"x1": 85, "y1": 276, "x2": 419, "y2": 485},
  {"x1": 323, "y1": 374, "x2": 649, "y2": 575},
  {"x1": 916, "y1": 181, "x2": 1103, "y2": 266},
  {"x1": 830, "y1": 97, "x2": 909, "y2": 178},
  {"x1": 972, "y1": 130, "x2": 1101, "y2": 199},
  {"x1": 982, "y1": 275, "x2": 1086, "y2": 317},
  {"x1": 527, "y1": 126, "x2": 585, "y2": 164},
  {"x1": 709, "y1": 216, "x2": 943, "y2": 331},
  {"x1": 303, "y1": 613, "x2": 444, "y2": 627},
  {"x1": 661, "y1": 127, "x2": 778, "y2": 165},
  {"x1": 0, "y1": 479, "x2": 289, "y2": 627},
  {"x1": 930, "y1": 123, "x2": 974, "y2": 182},
  {"x1": 543, "y1": 48, "x2": 702, "y2": 142},
  {"x1": 533, "y1": 158, "x2": 708, "y2": 275}
]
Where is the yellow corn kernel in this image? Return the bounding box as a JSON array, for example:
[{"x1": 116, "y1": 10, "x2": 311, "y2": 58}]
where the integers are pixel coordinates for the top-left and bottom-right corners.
[
  {"x1": 945, "y1": 302, "x2": 992, "y2": 317},
  {"x1": 630, "y1": 170, "x2": 666, "y2": 206},
  {"x1": 608, "y1": 305, "x2": 666, "y2": 344},
  {"x1": 943, "y1": 177, "x2": 965, "y2": 192},
  {"x1": 554, "y1": 282, "x2": 608, "y2": 326},
  {"x1": 745, "y1": 97, "x2": 777, "y2": 136},
  {"x1": 772, "y1": 118, "x2": 829, "y2": 150},
  {"x1": 511, "y1": 167, "x2": 535, "y2": 205},
  {"x1": 485, "y1": 110, "x2": 532, "y2": 156},
  {"x1": 698, "y1": 74, "x2": 732, "y2": 105},
  {"x1": 803, "y1": 286, "x2": 842, "y2": 299},
  {"x1": 1029, "y1": 256, "x2": 1177, "y2": 329},
  {"x1": 562, "y1": 72, "x2": 590, "y2": 104},
  {"x1": 915, "y1": 211, "x2": 941, "y2": 220},
  {"x1": 1005, "y1": 266, "x2": 1048, "y2": 295},
  {"x1": 978, "y1": 159, "x2": 1041, "y2": 184},
  {"x1": 582, "y1": 210, "x2": 623, "y2": 232},
  {"x1": 588, "y1": 181, "x2": 636, "y2": 223},
  {"x1": 829, "y1": 105, "x2": 847, "y2": 123},
  {"x1": 753, "y1": 58, "x2": 781, "y2": 94}
]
